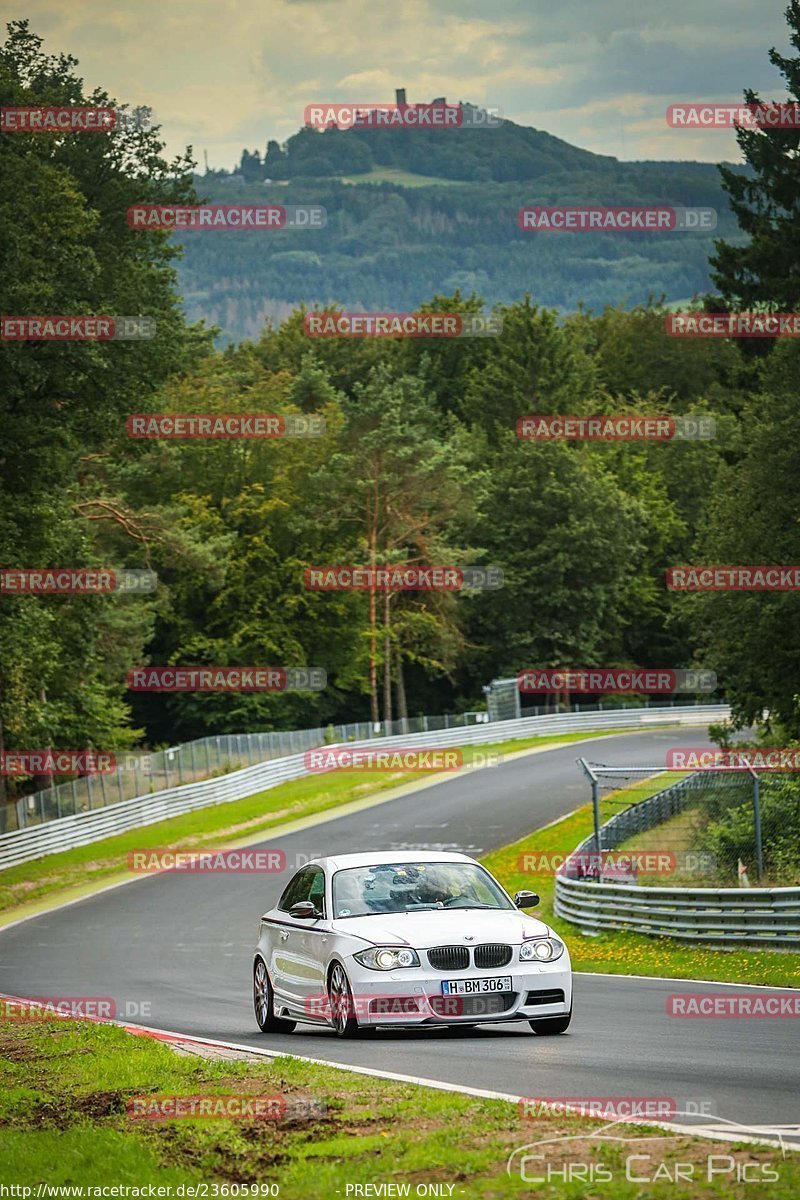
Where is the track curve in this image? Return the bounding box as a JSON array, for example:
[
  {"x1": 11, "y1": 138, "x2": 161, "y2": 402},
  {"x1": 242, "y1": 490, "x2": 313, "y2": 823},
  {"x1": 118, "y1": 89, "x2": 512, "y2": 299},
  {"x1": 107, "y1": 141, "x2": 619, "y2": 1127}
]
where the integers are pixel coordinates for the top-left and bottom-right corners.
[{"x1": 1, "y1": 728, "x2": 797, "y2": 1134}]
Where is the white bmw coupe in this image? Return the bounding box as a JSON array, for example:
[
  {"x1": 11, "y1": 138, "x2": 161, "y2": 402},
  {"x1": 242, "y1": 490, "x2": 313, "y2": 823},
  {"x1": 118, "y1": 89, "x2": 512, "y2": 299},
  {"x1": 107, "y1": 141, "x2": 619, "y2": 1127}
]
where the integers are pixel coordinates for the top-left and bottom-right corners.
[{"x1": 253, "y1": 850, "x2": 572, "y2": 1038}]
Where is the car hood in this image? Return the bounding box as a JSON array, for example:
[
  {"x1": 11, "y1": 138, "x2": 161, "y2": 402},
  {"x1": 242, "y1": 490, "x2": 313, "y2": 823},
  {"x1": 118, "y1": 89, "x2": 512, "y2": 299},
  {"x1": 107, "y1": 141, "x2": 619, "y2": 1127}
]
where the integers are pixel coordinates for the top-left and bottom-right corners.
[{"x1": 330, "y1": 907, "x2": 551, "y2": 947}]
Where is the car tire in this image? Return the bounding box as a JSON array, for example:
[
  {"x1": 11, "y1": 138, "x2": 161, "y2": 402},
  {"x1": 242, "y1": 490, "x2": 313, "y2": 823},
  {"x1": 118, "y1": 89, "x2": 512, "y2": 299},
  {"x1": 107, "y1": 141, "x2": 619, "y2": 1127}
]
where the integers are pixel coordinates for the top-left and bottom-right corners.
[
  {"x1": 529, "y1": 1006, "x2": 572, "y2": 1035},
  {"x1": 328, "y1": 962, "x2": 361, "y2": 1039},
  {"x1": 254, "y1": 957, "x2": 296, "y2": 1033}
]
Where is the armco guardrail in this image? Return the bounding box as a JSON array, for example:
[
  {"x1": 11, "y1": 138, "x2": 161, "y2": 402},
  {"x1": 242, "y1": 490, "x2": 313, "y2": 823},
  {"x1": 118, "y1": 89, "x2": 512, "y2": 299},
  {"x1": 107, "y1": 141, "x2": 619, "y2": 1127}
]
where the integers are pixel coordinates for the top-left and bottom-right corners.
[
  {"x1": 4, "y1": 697, "x2": 715, "y2": 833},
  {"x1": 554, "y1": 763, "x2": 800, "y2": 947},
  {"x1": 0, "y1": 704, "x2": 728, "y2": 872},
  {"x1": 555, "y1": 876, "x2": 800, "y2": 947}
]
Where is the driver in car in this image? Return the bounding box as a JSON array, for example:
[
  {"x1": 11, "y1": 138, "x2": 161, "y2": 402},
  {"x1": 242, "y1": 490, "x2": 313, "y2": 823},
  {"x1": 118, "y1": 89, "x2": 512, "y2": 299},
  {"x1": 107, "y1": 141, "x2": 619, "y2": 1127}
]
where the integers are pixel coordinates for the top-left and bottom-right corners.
[{"x1": 414, "y1": 873, "x2": 450, "y2": 905}]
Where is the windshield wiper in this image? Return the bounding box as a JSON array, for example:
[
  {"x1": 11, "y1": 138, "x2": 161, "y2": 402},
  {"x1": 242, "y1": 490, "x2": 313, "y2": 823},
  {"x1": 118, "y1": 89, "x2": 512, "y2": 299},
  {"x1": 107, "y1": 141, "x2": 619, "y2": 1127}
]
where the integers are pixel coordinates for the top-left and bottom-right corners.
[{"x1": 335, "y1": 902, "x2": 504, "y2": 917}]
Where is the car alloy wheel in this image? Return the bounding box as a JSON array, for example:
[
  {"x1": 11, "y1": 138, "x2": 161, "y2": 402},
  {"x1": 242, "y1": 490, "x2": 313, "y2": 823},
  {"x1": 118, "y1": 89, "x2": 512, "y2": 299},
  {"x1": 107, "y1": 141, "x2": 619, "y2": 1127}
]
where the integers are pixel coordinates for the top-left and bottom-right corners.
[{"x1": 328, "y1": 962, "x2": 361, "y2": 1038}]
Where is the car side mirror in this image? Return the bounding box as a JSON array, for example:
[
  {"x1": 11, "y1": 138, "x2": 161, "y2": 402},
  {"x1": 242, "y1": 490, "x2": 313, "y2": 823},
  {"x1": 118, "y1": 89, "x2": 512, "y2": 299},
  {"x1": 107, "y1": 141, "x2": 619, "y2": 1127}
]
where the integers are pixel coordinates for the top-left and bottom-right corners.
[
  {"x1": 289, "y1": 900, "x2": 319, "y2": 919},
  {"x1": 514, "y1": 890, "x2": 540, "y2": 909}
]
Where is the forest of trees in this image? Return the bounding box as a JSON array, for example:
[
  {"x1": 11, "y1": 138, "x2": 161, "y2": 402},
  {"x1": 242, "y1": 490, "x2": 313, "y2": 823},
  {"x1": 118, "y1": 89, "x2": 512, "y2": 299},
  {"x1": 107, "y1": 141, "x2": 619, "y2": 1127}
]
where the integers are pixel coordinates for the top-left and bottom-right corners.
[
  {"x1": 2, "y1": 5, "x2": 800, "y2": 800},
  {"x1": 177, "y1": 113, "x2": 749, "y2": 344},
  {"x1": 177, "y1": 166, "x2": 740, "y2": 345}
]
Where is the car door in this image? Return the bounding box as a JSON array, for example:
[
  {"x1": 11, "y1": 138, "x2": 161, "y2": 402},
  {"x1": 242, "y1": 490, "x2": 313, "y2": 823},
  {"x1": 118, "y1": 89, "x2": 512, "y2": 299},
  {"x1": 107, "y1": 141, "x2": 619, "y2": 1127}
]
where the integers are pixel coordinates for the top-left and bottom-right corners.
[
  {"x1": 268, "y1": 867, "x2": 315, "y2": 1012},
  {"x1": 289, "y1": 866, "x2": 330, "y2": 1017},
  {"x1": 268, "y1": 866, "x2": 329, "y2": 1018}
]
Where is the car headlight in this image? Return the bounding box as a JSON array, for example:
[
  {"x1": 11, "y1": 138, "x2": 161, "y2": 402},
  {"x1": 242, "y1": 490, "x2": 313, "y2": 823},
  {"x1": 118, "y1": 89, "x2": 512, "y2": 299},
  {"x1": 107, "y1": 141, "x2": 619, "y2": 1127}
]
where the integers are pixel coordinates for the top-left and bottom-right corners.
[
  {"x1": 354, "y1": 947, "x2": 420, "y2": 971},
  {"x1": 520, "y1": 937, "x2": 565, "y2": 963}
]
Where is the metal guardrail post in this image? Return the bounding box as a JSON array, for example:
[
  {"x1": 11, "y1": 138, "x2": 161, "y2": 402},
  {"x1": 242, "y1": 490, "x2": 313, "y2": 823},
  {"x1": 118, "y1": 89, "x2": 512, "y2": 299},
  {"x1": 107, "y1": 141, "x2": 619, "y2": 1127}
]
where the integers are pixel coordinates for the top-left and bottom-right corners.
[
  {"x1": 748, "y1": 764, "x2": 764, "y2": 884},
  {"x1": 577, "y1": 757, "x2": 602, "y2": 853}
]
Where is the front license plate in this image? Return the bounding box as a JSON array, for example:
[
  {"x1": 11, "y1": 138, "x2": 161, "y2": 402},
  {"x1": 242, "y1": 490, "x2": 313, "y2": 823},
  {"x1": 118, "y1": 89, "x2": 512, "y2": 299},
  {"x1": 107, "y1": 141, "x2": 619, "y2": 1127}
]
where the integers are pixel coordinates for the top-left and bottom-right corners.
[{"x1": 441, "y1": 976, "x2": 512, "y2": 995}]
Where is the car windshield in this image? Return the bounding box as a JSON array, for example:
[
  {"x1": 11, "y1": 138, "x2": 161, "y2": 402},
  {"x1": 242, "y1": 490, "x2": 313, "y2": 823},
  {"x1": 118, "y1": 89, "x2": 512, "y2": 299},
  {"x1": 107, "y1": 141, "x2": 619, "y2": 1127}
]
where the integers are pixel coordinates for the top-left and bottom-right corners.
[{"x1": 331, "y1": 862, "x2": 514, "y2": 919}]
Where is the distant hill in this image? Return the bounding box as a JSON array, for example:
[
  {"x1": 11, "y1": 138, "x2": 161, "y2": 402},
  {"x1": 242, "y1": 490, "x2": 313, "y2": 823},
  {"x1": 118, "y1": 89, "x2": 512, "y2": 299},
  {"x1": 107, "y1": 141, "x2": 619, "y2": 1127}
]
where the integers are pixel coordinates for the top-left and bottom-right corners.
[
  {"x1": 175, "y1": 105, "x2": 747, "y2": 343},
  {"x1": 244, "y1": 107, "x2": 617, "y2": 184}
]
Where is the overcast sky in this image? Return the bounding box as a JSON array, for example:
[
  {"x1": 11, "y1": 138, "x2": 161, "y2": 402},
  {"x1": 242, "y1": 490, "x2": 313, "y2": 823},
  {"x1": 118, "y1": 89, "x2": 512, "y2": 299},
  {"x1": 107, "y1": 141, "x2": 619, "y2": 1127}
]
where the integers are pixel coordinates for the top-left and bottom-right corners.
[{"x1": 6, "y1": 0, "x2": 794, "y2": 169}]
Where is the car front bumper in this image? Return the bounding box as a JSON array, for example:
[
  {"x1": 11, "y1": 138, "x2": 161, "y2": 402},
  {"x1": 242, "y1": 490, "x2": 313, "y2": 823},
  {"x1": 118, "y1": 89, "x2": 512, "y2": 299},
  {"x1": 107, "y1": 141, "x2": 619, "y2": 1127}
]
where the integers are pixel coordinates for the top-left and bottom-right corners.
[{"x1": 339, "y1": 958, "x2": 572, "y2": 1027}]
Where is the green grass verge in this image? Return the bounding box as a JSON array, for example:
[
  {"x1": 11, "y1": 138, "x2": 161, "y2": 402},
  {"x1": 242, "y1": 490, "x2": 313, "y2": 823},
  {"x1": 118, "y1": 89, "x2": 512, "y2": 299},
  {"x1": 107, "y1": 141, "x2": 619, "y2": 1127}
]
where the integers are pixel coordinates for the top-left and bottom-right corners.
[
  {"x1": 0, "y1": 731, "x2": 620, "y2": 917},
  {"x1": 483, "y1": 780, "x2": 800, "y2": 988},
  {"x1": 0, "y1": 1017, "x2": 795, "y2": 1197}
]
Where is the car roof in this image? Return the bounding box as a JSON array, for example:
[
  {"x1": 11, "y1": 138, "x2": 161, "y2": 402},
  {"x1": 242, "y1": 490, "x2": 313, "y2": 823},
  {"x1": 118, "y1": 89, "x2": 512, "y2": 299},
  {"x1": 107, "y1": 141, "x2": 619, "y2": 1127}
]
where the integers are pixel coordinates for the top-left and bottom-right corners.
[{"x1": 303, "y1": 850, "x2": 476, "y2": 873}]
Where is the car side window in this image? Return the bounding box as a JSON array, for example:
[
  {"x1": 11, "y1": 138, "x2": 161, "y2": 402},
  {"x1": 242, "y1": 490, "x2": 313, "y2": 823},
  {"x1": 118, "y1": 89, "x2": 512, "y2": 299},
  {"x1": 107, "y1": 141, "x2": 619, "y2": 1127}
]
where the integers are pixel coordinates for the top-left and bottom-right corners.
[
  {"x1": 277, "y1": 866, "x2": 326, "y2": 916},
  {"x1": 307, "y1": 867, "x2": 326, "y2": 917},
  {"x1": 278, "y1": 868, "x2": 313, "y2": 912}
]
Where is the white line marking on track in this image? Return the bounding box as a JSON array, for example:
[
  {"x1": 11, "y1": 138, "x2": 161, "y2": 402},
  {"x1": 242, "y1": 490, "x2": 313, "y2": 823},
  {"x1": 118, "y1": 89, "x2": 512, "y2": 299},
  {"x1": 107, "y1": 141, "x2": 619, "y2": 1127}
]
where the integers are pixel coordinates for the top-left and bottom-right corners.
[
  {"x1": 576, "y1": 971, "x2": 799, "y2": 992},
  {"x1": 1, "y1": 992, "x2": 794, "y2": 1151}
]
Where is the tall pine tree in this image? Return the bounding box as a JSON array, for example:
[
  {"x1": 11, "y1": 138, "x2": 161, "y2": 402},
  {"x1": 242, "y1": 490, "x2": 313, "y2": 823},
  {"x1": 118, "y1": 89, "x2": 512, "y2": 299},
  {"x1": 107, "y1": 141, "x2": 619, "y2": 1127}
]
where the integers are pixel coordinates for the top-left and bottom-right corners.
[{"x1": 711, "y1": 1, "x2": 800, "y2": 309}]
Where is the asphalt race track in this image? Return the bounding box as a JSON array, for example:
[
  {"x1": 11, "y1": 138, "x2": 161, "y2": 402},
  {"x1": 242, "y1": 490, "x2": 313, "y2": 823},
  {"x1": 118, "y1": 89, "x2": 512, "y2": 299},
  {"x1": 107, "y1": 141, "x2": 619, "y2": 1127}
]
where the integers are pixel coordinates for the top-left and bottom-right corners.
[{"x1": 1, "y1": 728, "x2": 797, "y2": 1139}]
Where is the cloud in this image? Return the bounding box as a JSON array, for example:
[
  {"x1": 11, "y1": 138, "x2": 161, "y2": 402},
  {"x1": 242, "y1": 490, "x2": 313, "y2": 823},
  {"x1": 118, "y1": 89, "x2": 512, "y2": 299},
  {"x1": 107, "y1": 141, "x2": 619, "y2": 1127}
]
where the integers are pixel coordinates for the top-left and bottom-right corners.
[{"x1": 10, "y1": 0, "x2": 794, "y2": 166}]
